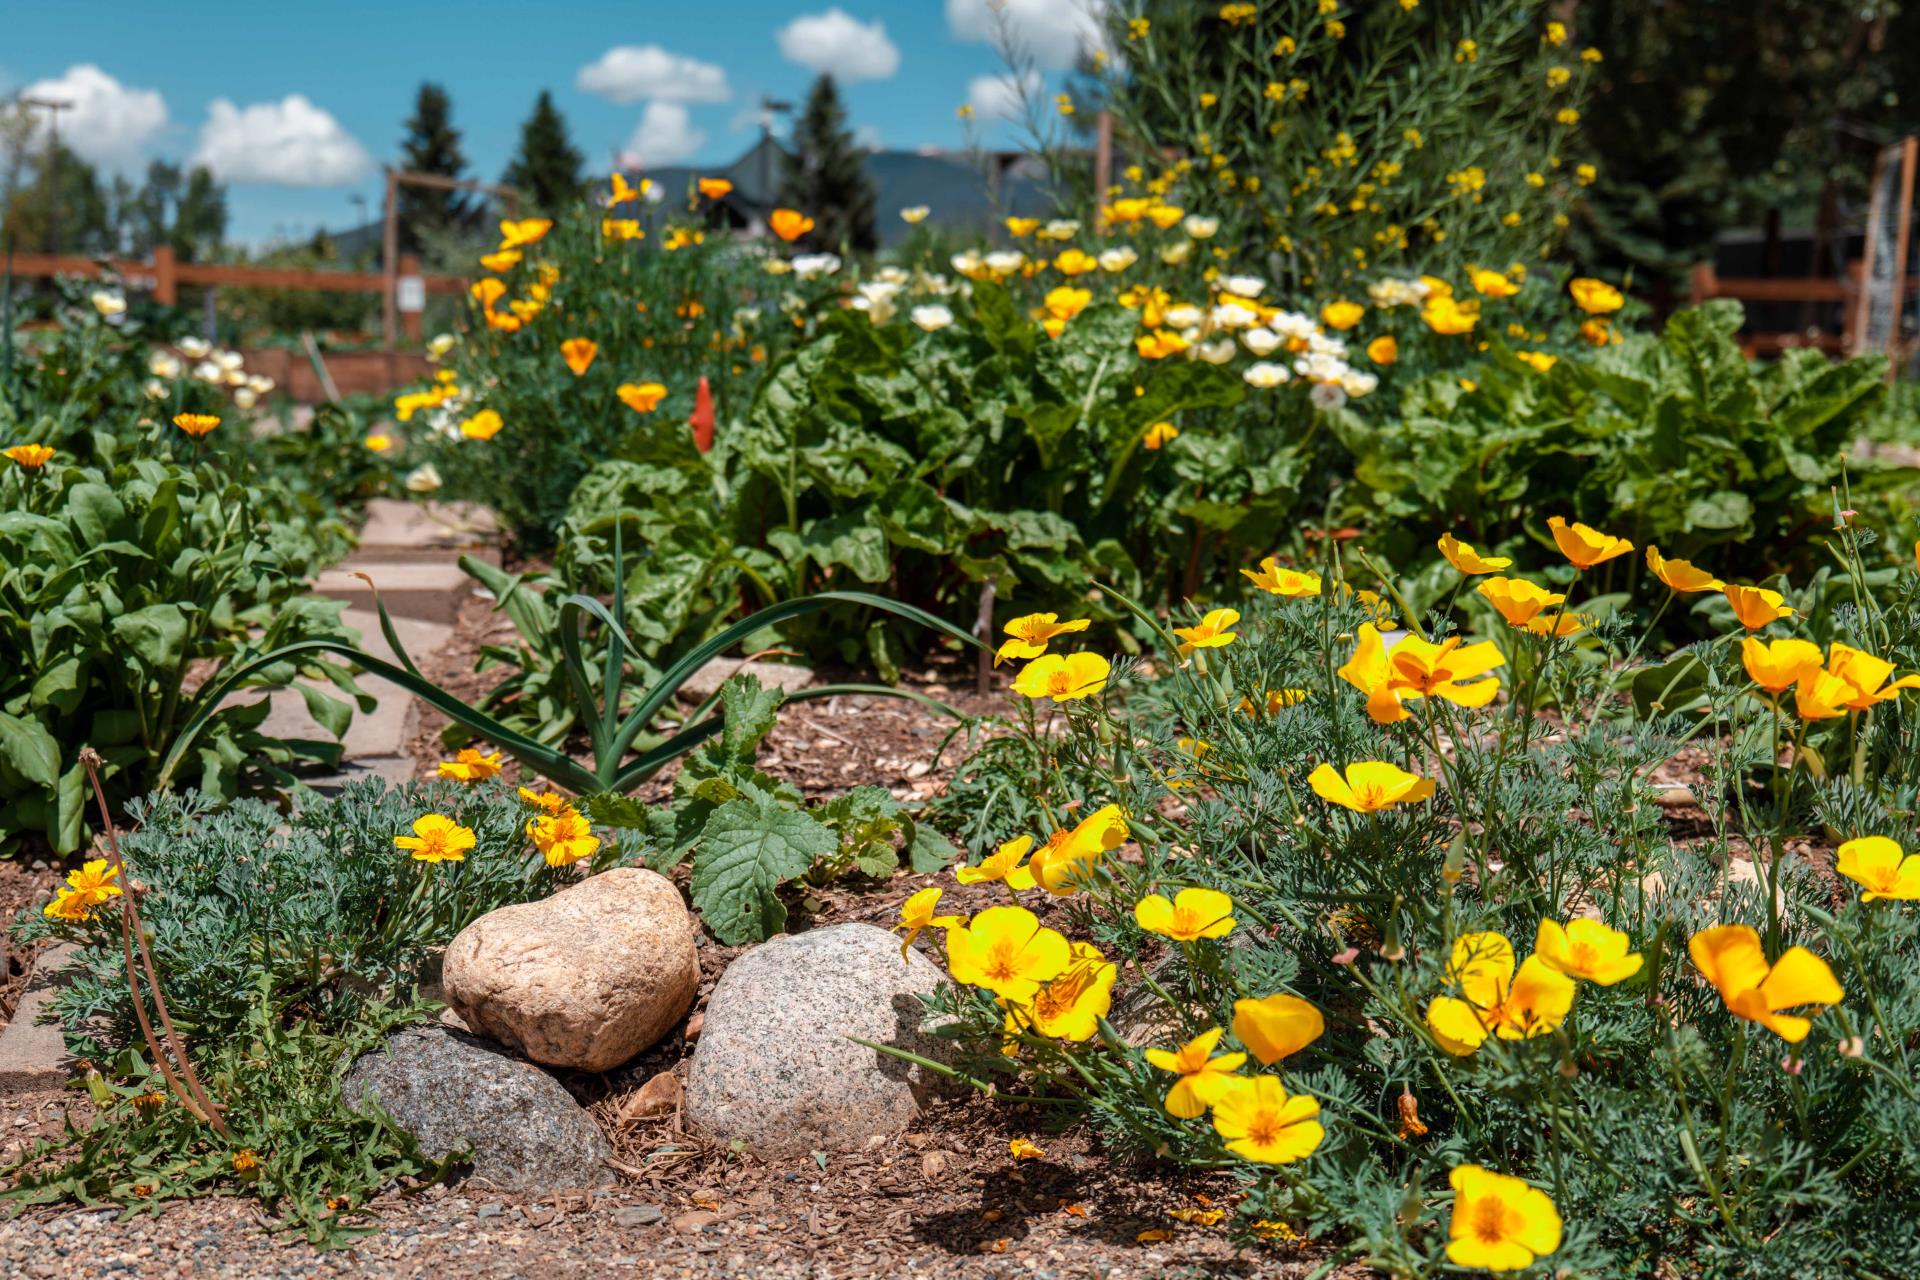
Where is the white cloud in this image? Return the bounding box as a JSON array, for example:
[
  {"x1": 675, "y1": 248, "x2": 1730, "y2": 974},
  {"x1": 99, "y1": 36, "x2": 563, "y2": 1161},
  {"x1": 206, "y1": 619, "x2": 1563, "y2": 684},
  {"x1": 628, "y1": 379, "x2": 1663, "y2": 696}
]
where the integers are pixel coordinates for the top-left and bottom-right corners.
[
  {"x1": 966, "y1": 71, "x2": 1043, "y2": 122},
  {"x1": 776, "y1": 9, "x2": 901, "y2": 82},
  {"x1": 946, "y1": 0, "x2": 1108, "y2": 70},
  {"x1": 621, "y1": 102, "x2": 707, "y2": 167},
  {"x1": 19, "y1": 64, "x2": 167, "y2": 169},
  {"x1": 577, "y1": 45, "x2": 731, "y2": 104},
  {"x1": 191, "y1": 95, "x2": 373, "y2": 186}
]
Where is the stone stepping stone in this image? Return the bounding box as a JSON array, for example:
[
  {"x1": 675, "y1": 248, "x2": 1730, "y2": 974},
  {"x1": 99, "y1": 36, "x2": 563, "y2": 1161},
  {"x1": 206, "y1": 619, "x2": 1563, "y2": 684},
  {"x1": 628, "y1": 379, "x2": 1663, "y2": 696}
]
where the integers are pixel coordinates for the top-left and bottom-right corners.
[{"x1": 0, "y1": 943, "x2": 77, "y2": 1094}]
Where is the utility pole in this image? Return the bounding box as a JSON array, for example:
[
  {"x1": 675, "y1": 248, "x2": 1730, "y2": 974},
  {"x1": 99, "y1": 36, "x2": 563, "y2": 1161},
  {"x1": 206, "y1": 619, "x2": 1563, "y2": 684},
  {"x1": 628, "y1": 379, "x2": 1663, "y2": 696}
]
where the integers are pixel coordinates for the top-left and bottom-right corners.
[
  {"x1": 758, "y1": 96, "x2": 792, "y2": 203},
  {"x1": 19, "y1": 96, "x2": 72, "y2": 253}
]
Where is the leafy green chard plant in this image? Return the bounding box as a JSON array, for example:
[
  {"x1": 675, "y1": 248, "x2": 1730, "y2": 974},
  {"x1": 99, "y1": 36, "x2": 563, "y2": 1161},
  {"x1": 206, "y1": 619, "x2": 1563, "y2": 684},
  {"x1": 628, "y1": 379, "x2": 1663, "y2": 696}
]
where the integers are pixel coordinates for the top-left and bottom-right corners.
[
  {"x1": 1338, "y1": 301, "x2": 1897, "y2": 590},
  {"x1": 0, "y1": 451, "x2": 364, "y2": 854},
  {"x1": 7, "y1": 779, "x2": 585, "y2": 1244},
  {"x1": 905, "y1": 513, "x2": 1920, "y2": 1276}
]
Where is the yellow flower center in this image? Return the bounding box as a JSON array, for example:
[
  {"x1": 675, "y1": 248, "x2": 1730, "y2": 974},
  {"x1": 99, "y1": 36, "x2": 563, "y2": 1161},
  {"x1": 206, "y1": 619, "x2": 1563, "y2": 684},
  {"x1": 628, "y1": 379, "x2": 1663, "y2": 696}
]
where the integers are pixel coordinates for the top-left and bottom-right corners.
[
  {"x1": 1568, "y1": 940, "x2": 1601, "y2": 972},
  {"x1": 1244, "y1": 1108, "x2": 1285, "y2": 1148},
  {"x1": 983, "y1": 940, "x2": 1022, "y2": 984}
]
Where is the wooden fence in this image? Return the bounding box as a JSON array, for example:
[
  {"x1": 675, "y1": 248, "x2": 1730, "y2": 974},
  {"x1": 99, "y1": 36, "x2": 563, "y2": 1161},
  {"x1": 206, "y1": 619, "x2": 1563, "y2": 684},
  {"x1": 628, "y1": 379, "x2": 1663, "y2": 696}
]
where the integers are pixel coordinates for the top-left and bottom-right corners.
[{"x1": 3, "y1": 245, "x2": 466, "y2": 344}]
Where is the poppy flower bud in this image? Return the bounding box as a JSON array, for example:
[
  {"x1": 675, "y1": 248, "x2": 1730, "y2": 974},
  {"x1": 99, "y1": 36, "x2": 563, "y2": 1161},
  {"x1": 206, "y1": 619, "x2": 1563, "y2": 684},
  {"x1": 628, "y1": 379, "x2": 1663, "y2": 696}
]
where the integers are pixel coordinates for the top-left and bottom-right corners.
[
  {"x1": 1779, "y1": 1055, "x2": 1805, "y2": 1076},
  {"x1": 1395, "y1": 1090, "x2": 1428, "y2": 1139}
]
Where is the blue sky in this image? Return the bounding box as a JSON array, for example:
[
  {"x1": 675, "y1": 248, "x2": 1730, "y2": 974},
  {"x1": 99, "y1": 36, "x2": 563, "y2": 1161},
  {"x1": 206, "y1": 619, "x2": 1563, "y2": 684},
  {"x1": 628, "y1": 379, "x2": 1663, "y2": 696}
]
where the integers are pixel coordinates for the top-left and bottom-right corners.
[{"x1": 1, "y1": 0, "x2": 1105, "y2": 244}]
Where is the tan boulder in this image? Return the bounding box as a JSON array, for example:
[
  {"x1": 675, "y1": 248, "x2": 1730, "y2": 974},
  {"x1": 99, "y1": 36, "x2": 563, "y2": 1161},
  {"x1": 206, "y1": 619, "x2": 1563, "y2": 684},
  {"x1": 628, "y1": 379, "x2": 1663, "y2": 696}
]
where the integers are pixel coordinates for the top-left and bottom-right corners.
[{"x1": 442, "y1": 867, "x2": 698, "y2": 1071}]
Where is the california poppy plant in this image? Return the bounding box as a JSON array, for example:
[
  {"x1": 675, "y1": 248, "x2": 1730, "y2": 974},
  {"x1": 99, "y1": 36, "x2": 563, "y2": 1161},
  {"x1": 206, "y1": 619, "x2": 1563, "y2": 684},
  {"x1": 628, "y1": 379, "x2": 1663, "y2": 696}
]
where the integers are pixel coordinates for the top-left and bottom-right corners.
[
  {"x1": 3, "y1": 444, "x2": 55, "y2": 470},
  {"x1": 1477, "y1": 575, "x2": 1565, "y2": 629},
  {"x1": 1026, "y1": 804, "x2": 1128, "y2": 896},
  {"x1": 42, "y1": 858, "x2": 123, "y2": 922},
  {"x1": 1241, "y1": 557, "x2": 1321, "y2": 597},
  {"x1": 173, "y1": 413, "x2": 220, "y2": 438},
  {"x1": 1532, "y1": 918, "x2": 1643, "y2": 985},
  {"x1": 437, "y1": 748, "x2": 503, "y2": 781},
  {"x1": 955, "y1": 836, "x2": 1038, "y2": 891},
  {"x1": 1025, "y1": 942, "x2": 1117, "y2": 1041}
]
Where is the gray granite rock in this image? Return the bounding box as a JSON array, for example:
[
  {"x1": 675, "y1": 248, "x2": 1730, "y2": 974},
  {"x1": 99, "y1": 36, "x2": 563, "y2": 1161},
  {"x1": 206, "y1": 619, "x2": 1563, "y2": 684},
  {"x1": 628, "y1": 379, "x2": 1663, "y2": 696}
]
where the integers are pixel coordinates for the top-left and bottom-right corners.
[
  {"x1": 685, "y1": 923, "x2": 953, "y2": 1156},
  {"x1": 341, "y1": 1025, "x2": 613, "y2": 1190}
]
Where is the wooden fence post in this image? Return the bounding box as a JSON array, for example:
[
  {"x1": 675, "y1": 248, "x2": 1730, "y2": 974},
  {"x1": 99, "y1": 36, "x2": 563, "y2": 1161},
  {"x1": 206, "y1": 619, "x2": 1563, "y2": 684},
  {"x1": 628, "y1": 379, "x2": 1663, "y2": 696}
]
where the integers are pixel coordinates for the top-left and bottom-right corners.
[{"x1": 151, "y1": 245, "x2": 177, "y2": 307}]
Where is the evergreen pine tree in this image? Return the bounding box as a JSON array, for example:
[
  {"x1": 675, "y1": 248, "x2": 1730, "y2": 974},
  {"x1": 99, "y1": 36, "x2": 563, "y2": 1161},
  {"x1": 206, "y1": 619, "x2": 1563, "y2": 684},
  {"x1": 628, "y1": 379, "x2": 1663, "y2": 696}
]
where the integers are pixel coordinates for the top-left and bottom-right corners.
[
  {"x1": 397, "y1": 83, "x2": 471, "y2": 251},
  {"x1": 777, "y1": 75, "x2": 876, "y2": 252},
  {"x1": 503, "y1": 91, "x2": 585, "y2": 213}
]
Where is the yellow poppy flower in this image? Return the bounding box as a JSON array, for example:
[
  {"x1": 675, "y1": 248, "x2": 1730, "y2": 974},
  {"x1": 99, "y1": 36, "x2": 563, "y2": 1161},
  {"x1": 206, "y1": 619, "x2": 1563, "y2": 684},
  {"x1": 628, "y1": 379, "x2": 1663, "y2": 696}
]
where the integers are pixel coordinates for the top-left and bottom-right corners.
[
  {"x1": 1307, "y1": 761, "x2": 1435, "y2": 812},
  {"x1": 1446, "y1": 1164, "x2": 1562, "y2": 1271},
  {"x1": 394, "y1": 814, "x2": 476, "y2": 864},
  {"x1": 1794, "y1": 668, "x2": 1855, "y2": 721},
  {"x1": 1005, "y1": 217, "x2": 1040, "y2": 238},
  {"x1": 437, "y1": 748, "x2": 503, "y2": 782},
  {"x1": 1173, "y1": 608, "x2": 1239, "y2": 656},
  {"x1": 1688, "y1": 924, "x2": 1843, "y2": 1042},
  {"x1": 1238, "y1": 688, "x2": 1309, "y2": 717},
  {"x1": 560, "y1": 337, "x2": 597, "y2": 376},
  {"x1": 1011, "y1": 652, "x2": 1110, "y2": 702},
  {"x1": 698, "y1": 177, "x2": 733, "y2": 199},
  {"x1": 1568, "y1": 277, "x2": 1624, "y2": 314},
  {"x1": 1823, "y1": 643, "x2": 1920, "y2": 710},
  {"x1": 173, "y1": 413, "x2": 220, "y2": 438},
  {"x1": 526, "y1": 809, "x2": 600, "y2": 868},
  {"x1": 1477, "y1": 575, "x2": 1565, "y2": 628},
  {"x1": 458, "y1": 410, "x2": 503, "y2": 441},
  {"x1": 955, "y1": 835, "x2": 1038, "y2": 890},
  {"x1": 1319, "y1": 300, "x2": 1364, "y2": 330},
  {"x1": 1532, "y1": 918, "x2": 1643, "y2": 985},
  {"x1": 1723, "y1": 583, "x2": 1794, "y2": 631},
  {"x1": 1144, "y1": 1027, "x2": 1247, "y2": 1118},
  {"x1": 770, "y1": 208, "x2": 814, "y2": 241},
  {"x1": 1515, "y1": 350, "x2": 1557, "y2": 374},
  {"x1": 1053, "y1": 249, "x2": 1098, "y2": 277},
  {"x1": 601, "y1": 219, "x2": 644, "y2": 241},
  {"x1": 498, "y1": 218, "x2": 553, "y2": 250},
  {"x1": 42, "y1": 858, "x2": 123, "y2": 922},
  {"x1": 1546, "y1": 515, "x2": 1632, "y2": 569},
  {"x1": 608, "y1": 173, "x2": 645, "y2": 204},
  {"x1": 1426, "y1": 934, "x2": 1575, "y2": 1055},
  {"x1": 1468, "y1": 267, "x2": 1520, "y2": 298},
  {"x1": 1438, "y1": 532, "x2": 1511, "y2": 575},
  {"x1": 479, "y1": 249, "x2": 522, "y2": 273},
  {"x1": 4, "y1": 444, "x2": 55, "y2": 470},
  {"x1": 1135, "y1": 329, "x2": 1190, "y2": 360},
  {"x1": 1421, "y1": 294, "x2": 1478, "y2": 335},
  {"x1": 1143, "y1": 422, "x2": 1180, "y2": 450},
  {"x1": 995, "y1": 612, "x2": 1092, "y2": 666},
  {"x1": 1145, "y1": 203, "x2": 1185, "y2": 229},
  {"x1": 900, "y1": 205, "x2": 930, "y2": 224},
  {"x1": 364, "y1": 434, "x2": 393, "y2": 454},
  {"x1": 1740, "y1": 637, "x2": 1822, "y2": 695},
  {"x1": 616, "y1": 382, "x2": 668, "y2": 414},
  {"x1": 1835, "y1": 836, "x2": 1920, "y2": 902},
  {"x1": 1209, "y1": 1076, "x2": 1324, "y2": 1164},
  {"x1": 1366, "y1": 334, "x2": 1398, "y2": 364},
  {"x1": 891, "y1": 886, "x2": 963, "y2": 959},
  {"x1": 1042, "y1": 285, "x2": 1092, "y2": 322},
  {"x1": 1027, "y1": 804, "x2": 1127, "y2": 896},
  {"x1": 944, "y1": 905, "x2": 1071, "y2": 1001},
  {"x1": 1241, "y1": 557, "x2": 1321, "y2": 597},
  {"x1": 518, "y1": 787, "x2": 569, "y2": 814},
  {"x1": 1646, "y1": 546, "x2": 1724, "y2": 593},
  {"x1": 1231, "y1": 993, "x2": 1324, "y2": 1065},
  {"x1": 1026, "y1": 942, "x2": 1117, "y2": 1040},
  {"x1": 1134, "y1": 887, "x2": 1236, "y2": 941}
]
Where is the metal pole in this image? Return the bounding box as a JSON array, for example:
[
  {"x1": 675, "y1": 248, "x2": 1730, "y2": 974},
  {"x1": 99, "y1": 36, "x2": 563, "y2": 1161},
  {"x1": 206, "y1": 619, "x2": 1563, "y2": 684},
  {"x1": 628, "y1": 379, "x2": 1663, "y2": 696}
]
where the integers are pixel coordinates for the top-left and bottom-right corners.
[
  {"x1": 381, "y1": 167, "x2": 399, "y2": 352},
  {"x1": 2, "y1": 234, "x2": 14, "y2": 409}
]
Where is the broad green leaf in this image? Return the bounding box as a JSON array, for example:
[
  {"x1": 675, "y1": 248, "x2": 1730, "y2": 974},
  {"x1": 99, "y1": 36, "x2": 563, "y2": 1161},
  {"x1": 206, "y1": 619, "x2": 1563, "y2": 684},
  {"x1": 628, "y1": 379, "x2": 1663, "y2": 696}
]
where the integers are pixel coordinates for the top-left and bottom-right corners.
[
  {"x1": 112, "y1": 604, "x2": 190, "y2": 672},
  {"x1": 0, "y1": 712, "x2": 61, "y2": 788},
  {"x1": 690, "y1": 796, "x2": 835, "y2": 944}
]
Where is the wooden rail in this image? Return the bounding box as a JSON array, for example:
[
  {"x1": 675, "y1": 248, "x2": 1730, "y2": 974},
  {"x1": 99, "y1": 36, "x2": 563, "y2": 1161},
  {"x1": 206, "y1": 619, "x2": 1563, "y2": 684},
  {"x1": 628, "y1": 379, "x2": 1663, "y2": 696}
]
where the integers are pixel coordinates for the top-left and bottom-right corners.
[
  {"x1": 1689, "y1": 261, "x2": 1865, "y2": 356},
  {"x1": 3, "y1": 246, "x2": 467, "y2": 342}
]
